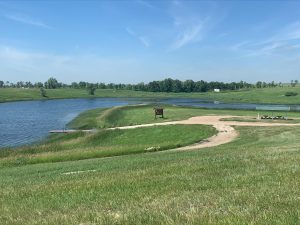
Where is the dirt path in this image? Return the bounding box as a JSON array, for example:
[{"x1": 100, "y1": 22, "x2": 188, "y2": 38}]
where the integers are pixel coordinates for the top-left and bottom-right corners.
[{"x1": 110, "y1": 116, "x2": 300, "y2": 151}]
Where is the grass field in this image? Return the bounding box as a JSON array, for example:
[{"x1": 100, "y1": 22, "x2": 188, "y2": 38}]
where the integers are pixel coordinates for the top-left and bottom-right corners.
[
  {"x1": 69, "y1": 104, "x2": 300, "y2": 129},
  {"x1": 0, "y1": 124, "x2": 215, "y2": 167},
  {"x1": 1, "y1": 105, "x2": 300, "y2": 224},
  {"x1": 0, "y1": 125, "x2": 299, "y2": 224},
  {"x1": 1, "y1": 86, "x2": 300, "y2": 104}
]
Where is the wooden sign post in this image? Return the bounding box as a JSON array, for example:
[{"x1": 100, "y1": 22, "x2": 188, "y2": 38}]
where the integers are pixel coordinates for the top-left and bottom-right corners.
[{"x1": 154, "y1": 107, "x2": 164, "y2": 119}]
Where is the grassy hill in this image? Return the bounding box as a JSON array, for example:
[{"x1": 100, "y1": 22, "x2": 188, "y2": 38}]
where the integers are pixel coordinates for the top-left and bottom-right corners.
[
  {"x1": 1, "y1": 86, "x2": 300, "y2": 104},
  {"x1": 0, "y1": 126, "x2": 299, "y2": 224},
  {"x1": 0, "y1": 105, "x2": 300, "y2": 224},
  {"x1": 0, "y1": 124, "x2": 215, "y2": 166},
  {"x1": 69, "y1": 104, "x2": 300, "y2": 130}
]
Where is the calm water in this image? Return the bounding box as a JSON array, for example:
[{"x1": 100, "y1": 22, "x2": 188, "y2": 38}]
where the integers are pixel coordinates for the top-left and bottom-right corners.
[{"x1": 0, "y1": 97, "x2": 299, "y2": 148}]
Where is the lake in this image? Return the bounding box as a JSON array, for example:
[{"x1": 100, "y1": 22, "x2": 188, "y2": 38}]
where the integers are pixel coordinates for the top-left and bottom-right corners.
[{"x1": 1, "y1": 97, "x2": 299, "y2": 148}]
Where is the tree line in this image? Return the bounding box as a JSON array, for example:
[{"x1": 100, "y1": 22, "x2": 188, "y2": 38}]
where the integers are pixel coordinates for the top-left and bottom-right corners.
[{"x1": 0, "y1": 78, "x2": 298, "y2": 93}]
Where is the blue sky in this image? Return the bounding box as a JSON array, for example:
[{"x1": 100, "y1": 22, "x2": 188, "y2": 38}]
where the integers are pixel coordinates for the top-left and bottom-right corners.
[{"x1": 0, "y1": 0, "x2": 300, "y2": 84}]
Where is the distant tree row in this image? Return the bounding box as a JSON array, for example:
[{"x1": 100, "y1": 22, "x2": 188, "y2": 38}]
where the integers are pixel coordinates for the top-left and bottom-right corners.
[
  {"x1": 0, "y1": 78, "x2": 298, "y2": 93},
  {"x1": 291, "y1": 80, "x2": 299, "y2": 87},
  {"x1": 0, "y1": 78, "x2": 67, "y2": 89}
]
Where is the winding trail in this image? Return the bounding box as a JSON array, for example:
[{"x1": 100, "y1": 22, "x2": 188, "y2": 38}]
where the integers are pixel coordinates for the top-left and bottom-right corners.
[{"x1": 109, "y1": 116, "x2": 300, "y2": 151}]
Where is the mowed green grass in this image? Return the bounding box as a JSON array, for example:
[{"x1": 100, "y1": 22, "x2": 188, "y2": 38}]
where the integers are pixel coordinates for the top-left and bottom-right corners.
[
  {"x1": 0, "y1": 125, "x2": 300, "y2": 225},
  {"x1": 0, "y1": 124, "x2": 215, "y2": 167},
  {"x1": 69, "y1": 104, "x2": 300, "y2": 129},
  {"x1": 1, "y1": 86, "x2": 300, "y2": 104}
]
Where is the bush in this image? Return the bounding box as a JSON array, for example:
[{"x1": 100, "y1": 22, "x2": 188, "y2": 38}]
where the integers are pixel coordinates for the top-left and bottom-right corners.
[
  {"x1": 40, "y1": 87, "x2": 47, "y2": 97},
  {"x1": 285, "y1": 92, "x2": 298, "y2": 97},
  {"x1": 87, "y1": 86, "x2": 96, "y2": 95}
]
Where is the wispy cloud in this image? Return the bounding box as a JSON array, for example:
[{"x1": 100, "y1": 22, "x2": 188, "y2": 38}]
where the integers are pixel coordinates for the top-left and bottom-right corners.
[
  {"x1": 230, "y1": 41, "x2": 251, "y2": 51},
  {"x1": 229, "y1": 21, "x2": 300, "y2": 58},
  {"x1": 139, "y1": 36, "x2": 150, "y2": 47},
  {"x1": 4, "y1": 14, "x2": 50, "y2": 28},
  {"x1": 217, "y1": 32, "x2": 228, "y2": 39},
  {"x1": 125, "y1": 27, "x2": 150, "y2": 47},
  {"x1": 136, "y1": 0, "x2": 155, "y2": 9},
  {"x1": 248, "y1": 42, "x2": 300, "y2": 57},
  {"x1": 125, "y1": 27, "x2": 135, "y2": 36},
  {"x1": 171, "y1": 21, "x2": 204, "y2": 49},
  {"x1": 271, "y1": 21, "x2": 300, "y2": 42},
  {"x1": 255, "y1": 21, "x2": 300, "y2": 46},
  {"x1": 169, "y1": 1, "x2": 225, "y2": 50}
]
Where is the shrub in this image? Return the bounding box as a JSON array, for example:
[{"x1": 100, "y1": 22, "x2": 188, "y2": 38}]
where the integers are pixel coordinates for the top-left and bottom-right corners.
[
  {"x1": 285, "y1": 92, "x2": 298, "y2": 97},
  {"x1": 87, "y1": 85, "x2": 96, "y2": 95},
  {"x1": 40, "y1": 87, "x2": 47, "y2": 97}
]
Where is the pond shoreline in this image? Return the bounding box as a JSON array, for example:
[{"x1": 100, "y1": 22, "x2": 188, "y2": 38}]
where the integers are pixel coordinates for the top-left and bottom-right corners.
[
  {"x1": 1, "y1": 87, "x2": 300, "y2": 105},
  {"x1": 1, "y1": 98, "x2": 300, "y2": 149}
]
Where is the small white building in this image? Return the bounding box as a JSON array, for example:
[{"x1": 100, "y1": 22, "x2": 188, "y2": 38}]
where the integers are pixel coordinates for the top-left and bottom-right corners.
[{"x1": 214, "y1": 89, "x2": 220, "y2": 92}]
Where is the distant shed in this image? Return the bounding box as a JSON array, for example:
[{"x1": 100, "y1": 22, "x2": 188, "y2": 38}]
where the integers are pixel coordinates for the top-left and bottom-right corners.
[{"x1": 214, "y1": 89, "x2": 220, "y2": 92}]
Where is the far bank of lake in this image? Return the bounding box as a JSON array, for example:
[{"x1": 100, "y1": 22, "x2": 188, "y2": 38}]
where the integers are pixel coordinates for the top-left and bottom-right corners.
[{"x1": 1, "y1": 87, "x2": 300, "y2": 105}]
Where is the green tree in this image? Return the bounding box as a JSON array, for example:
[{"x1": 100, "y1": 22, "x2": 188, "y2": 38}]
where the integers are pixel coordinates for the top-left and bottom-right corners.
[
  {"x1": 78, "y1": 81, "x2": 87, "y2": 88},
  {"x1": 148, "y1": 81, "x2": 160, "y2": 92},
  {"x1": 183, "y1": 80, "x2": 195, "y2": 92},
  {"x1": 71, "y1": 82, "x2": 79, "y2": 88},
  {"x1": 35, "y1": 82, "x2": 44, "y2": 88},
  {"x1": 0, "y1": 80, "x2": 4, "y2": 88},
  {"x1": 172, "y1": 79, "x2": 183, "y2": 92},
  {"x1": 40, "y1": 87, "x2": 47, "y2": 97},
  {"x1": 98, "y1": 82, "x2": 106, "y2": 89},
  {"x1": 159, "y1": 78, "x2": 173, "y2": 92},
  {"x1": 87, "y1": 84, "x2": 96, "y2": 95},
  {"x1": 44, "y1": 77, "x2": 59, "y2": 89}
]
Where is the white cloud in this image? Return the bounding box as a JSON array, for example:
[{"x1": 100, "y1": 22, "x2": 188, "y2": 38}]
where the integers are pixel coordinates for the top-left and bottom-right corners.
[
  {"x1": 242, "y1": 42, "x2": 300, "y2": 58},
  {"x1": 125, "y1": 27, "x2": 135, "y2": 36},
  {"x1": 229, "y1": 21, "x2": 300, "y2": 58},
  {"x1": 274, "y1": 21, "x2": 300, "y2": 41},
  {"x1": 171, "y1": 22, "x2": 204, "y2": 49},
  {"x1": 139, "y1": 36, "x2": 150, "y2": 47},
  {"x1": 251, "y1": 21, "x2": 300, "y2": 48},
  {"x1": 169, "y1": 1, "x2": 224, "y2": 50},
  {"x1": 230, "y1": 41, "x2": 251, "y2": 51},
  {"x1": 136, "y1": 0, "x2": 154, "y2": 9},
  {"x1": 125, "y1": 27, "x2": 150, "y2": 47},
  {"x1": 5, "y1": 14, "x2": 50, "y2": 28}
]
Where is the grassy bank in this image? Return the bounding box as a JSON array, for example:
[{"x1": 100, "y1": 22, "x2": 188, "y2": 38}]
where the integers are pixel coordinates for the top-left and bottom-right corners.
[
  {"x1": 1, "y1": 86, "x2": 300, "y2": 104},
  {"x1": 0, "y1": 124, "x2": 215, "y2": 167},
  {"x1": 69, "y1": 104, "x2": 300, "y2": 129},
  {"x1": 1, "y1": 105, "x2": 300, "y2": 224},
  {"x1": 0, "y1": 125, "x2": 299, "y2": 224}
]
